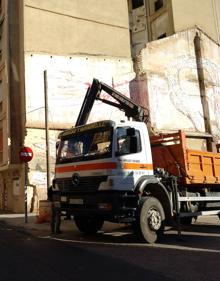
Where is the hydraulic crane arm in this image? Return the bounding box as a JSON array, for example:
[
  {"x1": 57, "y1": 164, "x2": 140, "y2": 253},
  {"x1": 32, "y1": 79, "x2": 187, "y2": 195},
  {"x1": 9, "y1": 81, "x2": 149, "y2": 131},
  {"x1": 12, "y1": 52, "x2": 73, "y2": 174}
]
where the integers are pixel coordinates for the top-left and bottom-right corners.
[{"x1": 75, "y1": 78, "x2": 148, "y2": 127}]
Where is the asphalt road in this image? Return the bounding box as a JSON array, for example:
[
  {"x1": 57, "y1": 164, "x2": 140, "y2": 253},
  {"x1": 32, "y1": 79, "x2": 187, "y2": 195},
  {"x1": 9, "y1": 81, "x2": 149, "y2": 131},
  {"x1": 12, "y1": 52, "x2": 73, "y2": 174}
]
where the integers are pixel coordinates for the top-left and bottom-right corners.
[{"x1": 0, "y1": 216, "x2": 219, "y2": 281}]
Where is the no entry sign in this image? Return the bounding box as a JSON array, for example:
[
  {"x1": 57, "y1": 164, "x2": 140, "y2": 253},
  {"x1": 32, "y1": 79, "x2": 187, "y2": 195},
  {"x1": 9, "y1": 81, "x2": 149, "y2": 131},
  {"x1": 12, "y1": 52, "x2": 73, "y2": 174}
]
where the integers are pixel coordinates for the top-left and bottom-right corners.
[{"x1": 19, "y1": 147, "x2": 34, "y2": 162}]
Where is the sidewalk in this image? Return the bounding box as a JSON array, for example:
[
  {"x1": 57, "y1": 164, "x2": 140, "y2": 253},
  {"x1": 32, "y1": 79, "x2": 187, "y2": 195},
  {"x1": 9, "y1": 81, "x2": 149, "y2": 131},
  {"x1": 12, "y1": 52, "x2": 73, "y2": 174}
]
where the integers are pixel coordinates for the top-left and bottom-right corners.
[
  {"x1": 0, "y1": 213, "x2": 75, "y2": 237},
  {"x1": 0, "y1": 213, "x2": 220, "y2": 241},
  {"x1": 0, "y1": 212, "x2": 128, "y2": 240}
]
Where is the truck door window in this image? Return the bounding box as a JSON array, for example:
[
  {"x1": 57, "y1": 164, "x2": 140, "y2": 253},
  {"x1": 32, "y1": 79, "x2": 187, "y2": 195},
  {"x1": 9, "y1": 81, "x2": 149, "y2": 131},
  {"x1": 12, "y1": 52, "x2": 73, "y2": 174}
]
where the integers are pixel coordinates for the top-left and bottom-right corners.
[{"x1": 116, "y1": 127, "x2": 141, "y2": 155}]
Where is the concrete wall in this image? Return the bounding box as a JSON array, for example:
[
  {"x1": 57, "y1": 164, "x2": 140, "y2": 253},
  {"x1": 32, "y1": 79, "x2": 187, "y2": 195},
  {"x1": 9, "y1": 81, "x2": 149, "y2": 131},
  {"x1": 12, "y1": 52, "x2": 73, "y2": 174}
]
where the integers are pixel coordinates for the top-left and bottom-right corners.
[
  {"x1": 141, "y1": 28, "x2": 220, "y2": 147},
  {"x1": 172, "y1": 0, "x2": 220, "y2": 43},
  {"x1": 0, "y1": 0, "x2": 9, "y2": 167},
  {"x1": 24, "y1": 0, "x2": 131, "y2": 57},
  {"x1": 9, "y1": 0, "x2": 26, "y2": 165},
  {"x1": 25, "y1": 54, "x2": 134, "y2": 129},
  {"x1": 0, "y1": 0, "x2": 26, "y2": 213}
]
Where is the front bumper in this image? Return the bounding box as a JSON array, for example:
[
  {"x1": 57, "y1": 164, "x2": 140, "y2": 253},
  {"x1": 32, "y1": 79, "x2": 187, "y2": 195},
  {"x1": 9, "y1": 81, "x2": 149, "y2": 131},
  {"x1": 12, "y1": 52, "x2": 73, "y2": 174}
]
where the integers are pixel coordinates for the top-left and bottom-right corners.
[{"x1": 52, "y1": 190, "x2": 138, "y2": 222}]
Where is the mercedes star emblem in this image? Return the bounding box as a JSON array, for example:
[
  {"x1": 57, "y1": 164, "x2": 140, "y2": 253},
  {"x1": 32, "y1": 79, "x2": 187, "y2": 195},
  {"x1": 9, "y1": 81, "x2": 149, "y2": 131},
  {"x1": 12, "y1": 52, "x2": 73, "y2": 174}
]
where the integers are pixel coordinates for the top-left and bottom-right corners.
[{"x1": 72, "y1": 173, "x2": 80, "y2": 186}]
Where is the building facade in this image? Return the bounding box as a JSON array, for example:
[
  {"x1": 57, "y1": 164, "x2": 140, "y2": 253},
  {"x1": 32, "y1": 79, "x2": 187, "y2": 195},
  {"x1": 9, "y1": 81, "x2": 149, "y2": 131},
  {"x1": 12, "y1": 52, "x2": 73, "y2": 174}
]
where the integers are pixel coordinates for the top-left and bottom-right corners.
[
  {"x1": 0, "y1": 0, "x2": 134, "y2": 213},
  {"x1": 129, "y1": 0, "x2": 220, "y2": 56}
]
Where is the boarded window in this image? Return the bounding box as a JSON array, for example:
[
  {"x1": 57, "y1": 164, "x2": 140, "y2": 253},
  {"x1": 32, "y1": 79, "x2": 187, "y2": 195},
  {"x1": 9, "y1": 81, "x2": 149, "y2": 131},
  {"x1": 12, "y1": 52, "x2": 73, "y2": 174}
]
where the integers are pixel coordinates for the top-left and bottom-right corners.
[
  {"x1": 132, "y1": 0, "x2": 144, "y2": 10},
  {"x1": 154, "y1": 0, "x2": 163, "y2": 11},
  {"x1": 157, "y1": 32, "x2": 166, "y2": 39},
  {"x1": 151, "y1": 12, "x2": 169, "y2": 40}
]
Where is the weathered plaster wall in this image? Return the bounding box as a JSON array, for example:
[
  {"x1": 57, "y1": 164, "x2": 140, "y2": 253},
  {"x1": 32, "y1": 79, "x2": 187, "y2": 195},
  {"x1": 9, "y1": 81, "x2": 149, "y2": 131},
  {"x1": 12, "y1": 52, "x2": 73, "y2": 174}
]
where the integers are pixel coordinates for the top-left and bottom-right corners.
[
  {"x1": 25, "y1": 54, "x2": 135, "y2": 129},
  {"x1": 172, "y1": 0, "x2": 220, "y2": 43},
  {"x1": 141, "y1": 29, "x2": 220, "y2": 141},
  {"x1": 0, "y1": 0, "x2": 26, "y2": 213},
  {"x1": 24, "y1": 0, "x2": 131, "y2": 57},
  {"x1": 23, "y1": 128, "x2": 60, "y2": 207}
]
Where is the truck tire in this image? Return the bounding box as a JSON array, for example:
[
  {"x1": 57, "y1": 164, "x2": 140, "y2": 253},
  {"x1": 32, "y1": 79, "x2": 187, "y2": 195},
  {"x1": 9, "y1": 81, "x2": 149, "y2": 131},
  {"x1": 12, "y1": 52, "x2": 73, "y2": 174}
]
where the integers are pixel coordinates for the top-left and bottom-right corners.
[
  {"x1": 74, "y1": 216, "x2": 104, "y2": 234},
  {"x1": 139, "y1": 197, "x2": 165, "y2": 244}
]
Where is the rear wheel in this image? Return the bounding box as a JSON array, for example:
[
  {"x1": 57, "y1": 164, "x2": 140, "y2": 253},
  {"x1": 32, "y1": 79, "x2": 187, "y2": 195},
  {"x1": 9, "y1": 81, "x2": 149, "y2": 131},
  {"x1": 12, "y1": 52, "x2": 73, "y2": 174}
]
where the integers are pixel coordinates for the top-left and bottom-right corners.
[
  {"x1": 74, "y1": 216, "x2": 104, "y2": 234},
  {"x1": 139, "y1": 197, "x2": 165, "y2": 244}
]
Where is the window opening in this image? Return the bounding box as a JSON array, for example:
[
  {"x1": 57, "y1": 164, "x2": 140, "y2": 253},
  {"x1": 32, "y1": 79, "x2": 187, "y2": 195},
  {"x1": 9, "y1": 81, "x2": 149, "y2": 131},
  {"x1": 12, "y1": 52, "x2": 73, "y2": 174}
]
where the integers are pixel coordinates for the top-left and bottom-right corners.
[
  {"x1": 132, "y1": 0, "x2": 144, "y2": 10},
  {"x1": 154, "y1": 0, "x2": 163, "y2": 11},
  {"x1": 157, "y1": 32, "x2": 166, "y2": 39}
]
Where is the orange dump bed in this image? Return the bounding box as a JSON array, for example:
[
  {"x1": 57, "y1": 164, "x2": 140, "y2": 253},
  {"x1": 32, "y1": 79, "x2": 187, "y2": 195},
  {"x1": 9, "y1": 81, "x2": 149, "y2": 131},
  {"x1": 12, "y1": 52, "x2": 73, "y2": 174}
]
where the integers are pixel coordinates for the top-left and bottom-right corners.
[{"x1": 150, "y1": 131, "x2": 220, "y2": 185}]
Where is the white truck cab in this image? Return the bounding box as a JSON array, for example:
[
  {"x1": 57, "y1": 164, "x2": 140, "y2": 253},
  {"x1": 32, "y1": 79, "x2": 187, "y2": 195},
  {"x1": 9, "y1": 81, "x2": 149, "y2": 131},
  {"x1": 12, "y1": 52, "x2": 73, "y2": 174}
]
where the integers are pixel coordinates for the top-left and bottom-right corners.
[{"x1": 55, "y1": 120, "x2": 153, "y2": 192}]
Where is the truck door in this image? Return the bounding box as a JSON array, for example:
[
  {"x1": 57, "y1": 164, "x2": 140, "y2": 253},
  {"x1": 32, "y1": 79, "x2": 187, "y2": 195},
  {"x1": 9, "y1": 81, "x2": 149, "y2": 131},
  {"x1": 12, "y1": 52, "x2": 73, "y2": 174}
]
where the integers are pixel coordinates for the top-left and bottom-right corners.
[{"x1": 112, "y1": 125, "x2": 153, "y2": 191}]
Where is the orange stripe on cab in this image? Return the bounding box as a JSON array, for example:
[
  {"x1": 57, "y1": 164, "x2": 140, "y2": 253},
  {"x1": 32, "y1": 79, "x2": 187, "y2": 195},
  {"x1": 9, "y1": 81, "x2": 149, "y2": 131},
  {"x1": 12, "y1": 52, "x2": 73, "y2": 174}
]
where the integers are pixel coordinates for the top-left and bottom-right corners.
[
  {"x1": 55, "y1": 162, "x2": 117, "y2": 173},
  {"x1": 123, "y1": 163, "x2": 153, "y2": 170}
]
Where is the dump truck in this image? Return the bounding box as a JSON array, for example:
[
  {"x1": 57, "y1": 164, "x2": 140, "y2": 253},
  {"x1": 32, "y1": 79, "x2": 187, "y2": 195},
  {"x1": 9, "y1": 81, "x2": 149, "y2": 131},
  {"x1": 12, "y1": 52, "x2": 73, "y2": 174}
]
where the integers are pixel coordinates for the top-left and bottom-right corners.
[{"x1": 52, "y1": 78, "x2": 220, "y2": 243}]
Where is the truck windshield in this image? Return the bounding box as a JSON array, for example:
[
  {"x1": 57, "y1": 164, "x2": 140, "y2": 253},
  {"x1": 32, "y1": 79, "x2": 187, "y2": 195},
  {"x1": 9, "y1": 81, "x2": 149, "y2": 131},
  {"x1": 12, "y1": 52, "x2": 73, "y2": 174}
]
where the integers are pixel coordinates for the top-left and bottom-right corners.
[{"x1": 57, "y1": 127, "x2": 113, "y2": 163}]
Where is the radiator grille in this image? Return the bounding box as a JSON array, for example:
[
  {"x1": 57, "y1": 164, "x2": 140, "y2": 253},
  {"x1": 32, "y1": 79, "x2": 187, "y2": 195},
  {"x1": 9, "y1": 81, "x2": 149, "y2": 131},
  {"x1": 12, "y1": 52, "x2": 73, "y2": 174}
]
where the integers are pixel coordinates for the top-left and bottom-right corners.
[{"x1": 56, "y1": 176, "x2": 108, "y2": 193}]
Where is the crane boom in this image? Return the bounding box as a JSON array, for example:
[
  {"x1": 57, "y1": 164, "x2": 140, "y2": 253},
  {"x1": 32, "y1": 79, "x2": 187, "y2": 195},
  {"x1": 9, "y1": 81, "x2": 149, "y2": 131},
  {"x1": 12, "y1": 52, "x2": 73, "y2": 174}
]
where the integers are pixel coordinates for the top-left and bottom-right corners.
[{"x1": 75, "y1": 78, "x2": 147, "y2": 127}]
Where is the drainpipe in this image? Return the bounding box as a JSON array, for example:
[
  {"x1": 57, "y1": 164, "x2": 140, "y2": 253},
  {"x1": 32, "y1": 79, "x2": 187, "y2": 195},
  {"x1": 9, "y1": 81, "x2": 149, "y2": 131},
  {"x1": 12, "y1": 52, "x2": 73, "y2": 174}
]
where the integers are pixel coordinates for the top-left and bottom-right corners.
[{"x1": 194, "y1": 32, "x2": 213, "y2": 151}]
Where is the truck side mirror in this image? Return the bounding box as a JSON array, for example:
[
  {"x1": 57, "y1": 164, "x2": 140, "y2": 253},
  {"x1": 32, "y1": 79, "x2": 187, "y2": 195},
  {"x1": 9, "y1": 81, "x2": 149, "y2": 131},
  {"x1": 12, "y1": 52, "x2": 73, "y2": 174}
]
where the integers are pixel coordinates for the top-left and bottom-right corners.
[{"x1": 56, "y1": 141, "x2": 60, "y2": 157}]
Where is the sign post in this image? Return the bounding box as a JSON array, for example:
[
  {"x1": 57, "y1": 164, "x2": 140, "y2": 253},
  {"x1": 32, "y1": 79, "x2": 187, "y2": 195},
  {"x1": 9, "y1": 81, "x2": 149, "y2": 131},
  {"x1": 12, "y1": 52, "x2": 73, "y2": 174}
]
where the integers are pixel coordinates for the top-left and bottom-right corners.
[{"x1": 19, "y1": 147, "x2": 34, "y2": 223}]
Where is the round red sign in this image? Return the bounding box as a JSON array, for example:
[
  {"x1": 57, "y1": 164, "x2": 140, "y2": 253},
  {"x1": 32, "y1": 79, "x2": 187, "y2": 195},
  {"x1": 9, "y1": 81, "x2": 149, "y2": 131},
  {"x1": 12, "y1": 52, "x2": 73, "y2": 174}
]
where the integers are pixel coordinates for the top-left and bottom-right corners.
[{"x1": 19, "y1": 147, "x2": 34, "y2": 162}]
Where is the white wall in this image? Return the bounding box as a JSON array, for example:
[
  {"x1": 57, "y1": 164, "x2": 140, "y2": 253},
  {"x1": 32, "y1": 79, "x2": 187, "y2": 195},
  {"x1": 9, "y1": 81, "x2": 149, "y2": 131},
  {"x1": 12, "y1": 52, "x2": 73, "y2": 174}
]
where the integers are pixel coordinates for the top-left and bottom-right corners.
[
  {"x1": 172, "y1": 0, "x2": 220, "y2": 44},
  {"x1": 25, "y1": 54, "x2": 135, "y2": 129},
  {"x1": 141, "y1": 29, "x2": 220, "y2": 140}
]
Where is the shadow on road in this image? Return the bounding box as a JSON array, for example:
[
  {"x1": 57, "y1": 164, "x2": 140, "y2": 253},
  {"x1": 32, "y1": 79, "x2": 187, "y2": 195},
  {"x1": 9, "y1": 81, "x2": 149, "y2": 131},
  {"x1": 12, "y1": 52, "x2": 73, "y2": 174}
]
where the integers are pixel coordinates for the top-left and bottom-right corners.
[
  {"x1": 0, "y1": 221, "x2": 177, "y2": 281},
  {"x1": 1, "y1": 214, "x2": 220, "y2": 252},
  {"x1": 41, "y1": 218, "x2": 220, "y2": 253}
]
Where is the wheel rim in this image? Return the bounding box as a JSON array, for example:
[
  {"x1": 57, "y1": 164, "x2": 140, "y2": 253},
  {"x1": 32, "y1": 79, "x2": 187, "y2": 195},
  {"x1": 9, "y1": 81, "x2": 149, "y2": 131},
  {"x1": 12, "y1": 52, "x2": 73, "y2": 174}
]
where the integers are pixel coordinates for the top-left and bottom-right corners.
[{"x1": 147, "y1": 207, "x2": 162, "y2": 231}]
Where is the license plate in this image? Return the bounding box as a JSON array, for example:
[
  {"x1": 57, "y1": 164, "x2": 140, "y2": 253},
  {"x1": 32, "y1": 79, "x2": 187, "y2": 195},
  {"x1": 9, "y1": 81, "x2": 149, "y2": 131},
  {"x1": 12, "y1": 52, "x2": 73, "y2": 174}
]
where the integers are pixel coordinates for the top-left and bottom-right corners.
[{"x1": 69, "y1": 198, "x2": 84, "y2": 205}]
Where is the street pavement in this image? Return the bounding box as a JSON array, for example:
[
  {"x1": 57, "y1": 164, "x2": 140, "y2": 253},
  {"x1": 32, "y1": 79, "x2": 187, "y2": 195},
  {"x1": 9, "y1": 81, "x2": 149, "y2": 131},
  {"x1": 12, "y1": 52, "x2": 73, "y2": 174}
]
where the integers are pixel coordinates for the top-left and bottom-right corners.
[
  {"x1": 0, "y1": 213, "x2": 219, "y2": 281},
  {"x1": 0, "y1": 213, "x2": 220, "y2": 249}
]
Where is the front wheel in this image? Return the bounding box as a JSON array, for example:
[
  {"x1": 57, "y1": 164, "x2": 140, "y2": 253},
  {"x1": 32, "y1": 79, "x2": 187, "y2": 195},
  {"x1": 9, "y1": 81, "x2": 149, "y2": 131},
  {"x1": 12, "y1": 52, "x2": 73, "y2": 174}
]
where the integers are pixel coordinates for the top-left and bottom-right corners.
[
  {"x1": 139, "y1": 197, "x2": 165, "y2": 244},
  {"x1": 74, "y1": 216, "x2": 104, "y2": 234}
]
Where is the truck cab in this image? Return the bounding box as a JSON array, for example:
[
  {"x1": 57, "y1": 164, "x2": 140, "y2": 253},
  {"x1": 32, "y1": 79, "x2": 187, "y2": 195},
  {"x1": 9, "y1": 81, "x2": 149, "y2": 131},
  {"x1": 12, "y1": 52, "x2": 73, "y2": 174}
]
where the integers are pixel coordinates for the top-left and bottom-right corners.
[{"x1": 53, "y1": 120, "x2": 154, "y2": 222}]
